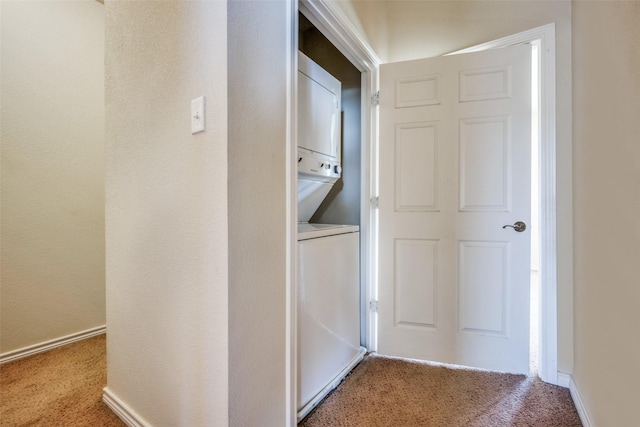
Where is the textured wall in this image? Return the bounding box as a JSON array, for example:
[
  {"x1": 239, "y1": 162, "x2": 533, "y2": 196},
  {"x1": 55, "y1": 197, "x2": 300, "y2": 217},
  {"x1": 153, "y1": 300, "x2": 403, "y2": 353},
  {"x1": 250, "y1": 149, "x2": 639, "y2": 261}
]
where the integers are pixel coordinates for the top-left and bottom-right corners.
[
  {"x1": 228, "y1": 1, "x2": 290, "y2": 425},
  {"x1": 572, "y1": 2, "x2": 640, "y2": 425},
  {"x1": 0, "y1": 0, "x2": 105, "y2": 353},
  {"x1": 104, "y1": 1, "x2": 228, "y2": 425}
]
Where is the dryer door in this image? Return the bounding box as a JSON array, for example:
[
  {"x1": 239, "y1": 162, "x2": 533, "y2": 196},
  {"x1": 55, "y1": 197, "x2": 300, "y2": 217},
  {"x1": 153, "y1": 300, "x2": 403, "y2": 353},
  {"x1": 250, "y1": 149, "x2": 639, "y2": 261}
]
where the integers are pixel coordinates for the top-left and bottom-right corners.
[{"x1": 298, "y1": 52, "x2": 341, "y2": 160}]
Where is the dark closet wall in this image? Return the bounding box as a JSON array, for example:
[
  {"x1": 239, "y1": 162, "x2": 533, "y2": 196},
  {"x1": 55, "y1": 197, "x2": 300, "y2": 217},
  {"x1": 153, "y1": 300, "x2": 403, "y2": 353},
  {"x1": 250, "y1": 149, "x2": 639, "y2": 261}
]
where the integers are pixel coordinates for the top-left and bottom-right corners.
[{"x1": 299, "y1": 13, "x2": 362, "y2": 227}]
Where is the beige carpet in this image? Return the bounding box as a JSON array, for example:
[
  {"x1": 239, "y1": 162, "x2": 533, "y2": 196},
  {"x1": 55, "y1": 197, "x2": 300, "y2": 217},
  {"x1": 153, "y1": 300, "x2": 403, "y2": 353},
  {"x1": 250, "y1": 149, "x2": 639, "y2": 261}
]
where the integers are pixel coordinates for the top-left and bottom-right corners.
[
  {"x1": 2, "y1": 337, "x2": 582, "y2": 426},
  {"x1": 300, "y1": 353, "x2": 582, "y2": 427},
  {"x1": 0, "y1": 334, "x2": 124, "y2": 426}
]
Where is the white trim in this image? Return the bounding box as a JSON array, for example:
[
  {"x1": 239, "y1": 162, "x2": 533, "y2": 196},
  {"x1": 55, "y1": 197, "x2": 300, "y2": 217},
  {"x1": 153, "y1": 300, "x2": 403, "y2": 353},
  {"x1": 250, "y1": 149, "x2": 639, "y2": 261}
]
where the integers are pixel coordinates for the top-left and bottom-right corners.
[
  {"x1": 556, "y1": 373, "x2": 593, "y2": 427},
  {"x1": 286, "y1": 1, "x2": 298, "y2": 426},
  {"x1": 365, "y1": 66, "x2": 380, "y2": 352},
  {"x1": 561, "y1": 374, "x2": 593, "y2": 427},
  {"x1": 296, "y1": 347, "x2": 366, "y2": 422},
  {"x1": 557, "y1": 371, "x2": 572, "y2": 388},
  {"x1": 447, "y1": 25, "x2": 554, "y2": 56},
  {"x1": 299, "y1": 1, "x2": 380, "y2": 72},
  {"x1": 0, "y1": 325, "x2": 106, "y2": 364},
  {"x1": 449, "y1": 23, "x2": 560, "y2": 386},
  {"x1": 102, "y1": 387, "x2": 153, "y2": 427}
]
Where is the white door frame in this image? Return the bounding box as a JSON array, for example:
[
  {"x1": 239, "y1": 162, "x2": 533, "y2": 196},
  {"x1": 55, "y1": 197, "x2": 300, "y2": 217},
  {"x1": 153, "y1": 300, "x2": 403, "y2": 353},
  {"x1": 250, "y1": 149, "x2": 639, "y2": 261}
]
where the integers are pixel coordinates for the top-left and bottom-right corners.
[
  {"x1": 286, "y1": 7, "x2": 561, "y2": 424},
  {"x1": 286, "y1": 2, "x2": 297, "y2": 425}
]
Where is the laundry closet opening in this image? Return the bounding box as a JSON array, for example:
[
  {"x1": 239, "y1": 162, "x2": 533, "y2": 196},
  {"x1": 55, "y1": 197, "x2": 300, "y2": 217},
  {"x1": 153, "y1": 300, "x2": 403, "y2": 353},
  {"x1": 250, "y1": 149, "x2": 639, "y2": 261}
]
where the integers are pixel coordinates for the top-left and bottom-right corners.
[{"x1": 295, "y1": 11, "x2": 367, "y2": 421}]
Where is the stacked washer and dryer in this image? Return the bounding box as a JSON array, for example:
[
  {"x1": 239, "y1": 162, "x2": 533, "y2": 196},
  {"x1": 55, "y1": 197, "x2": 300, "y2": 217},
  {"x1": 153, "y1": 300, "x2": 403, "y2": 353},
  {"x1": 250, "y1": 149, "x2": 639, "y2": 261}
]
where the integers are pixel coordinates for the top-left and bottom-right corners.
[{"x1": 296, "y1": 51, "x2": 366, "y2": 421}]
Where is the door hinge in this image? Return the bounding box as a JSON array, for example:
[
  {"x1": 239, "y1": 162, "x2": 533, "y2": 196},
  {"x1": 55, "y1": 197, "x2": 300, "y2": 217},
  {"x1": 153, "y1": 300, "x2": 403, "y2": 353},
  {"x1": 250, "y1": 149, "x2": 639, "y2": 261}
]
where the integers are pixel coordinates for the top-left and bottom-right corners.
[
  {"x1": 371, "y1": 91, "x2": 380, "y2": 106},
  {"x1": 369, "y1": 300, "x2": 379, "y2": 312},
  {"x1": 370, "y1": 196, "x2": 379, "y2": 209}
]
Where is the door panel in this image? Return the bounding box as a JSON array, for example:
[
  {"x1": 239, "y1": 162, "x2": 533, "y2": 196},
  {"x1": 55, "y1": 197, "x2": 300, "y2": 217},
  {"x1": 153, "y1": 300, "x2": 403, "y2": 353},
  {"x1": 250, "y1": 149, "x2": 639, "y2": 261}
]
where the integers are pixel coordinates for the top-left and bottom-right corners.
[
  {"x1": 394, "y1": 238, "x2": 438, "y2": 329},
  {"x1": 458, "y1": 240, "x2": 509, "y2": 336},
  {"x1": 378, "y1": 45, "x2": 531, "y2": 374},
  {"x1": 459, "y1": 116, "x2": 511, "y2": 211},
  {"x1": 395, "y1": 122, "x2": 439, "y2": 211}
]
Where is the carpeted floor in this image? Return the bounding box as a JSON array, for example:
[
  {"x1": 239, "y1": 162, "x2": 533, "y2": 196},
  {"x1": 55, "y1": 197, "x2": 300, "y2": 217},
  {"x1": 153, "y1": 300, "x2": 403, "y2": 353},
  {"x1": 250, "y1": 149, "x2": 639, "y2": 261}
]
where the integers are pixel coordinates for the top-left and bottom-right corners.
[
  {"x1": 0, "y1": 334, "x2": 124, "y2": 426},
  {"x1": 300, "y1": 353, "x2": 582, "y2": 427},
  {"x1": 2, "y1": 336, "x2": 582, "y2": 426}
]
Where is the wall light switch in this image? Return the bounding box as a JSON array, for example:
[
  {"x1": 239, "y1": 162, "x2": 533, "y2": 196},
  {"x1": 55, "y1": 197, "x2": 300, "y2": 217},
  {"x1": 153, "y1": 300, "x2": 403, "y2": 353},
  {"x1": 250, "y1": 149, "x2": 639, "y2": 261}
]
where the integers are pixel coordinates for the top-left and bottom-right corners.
[{"x1": 191, "y1": 96, "x2": 205, "y2": 134}]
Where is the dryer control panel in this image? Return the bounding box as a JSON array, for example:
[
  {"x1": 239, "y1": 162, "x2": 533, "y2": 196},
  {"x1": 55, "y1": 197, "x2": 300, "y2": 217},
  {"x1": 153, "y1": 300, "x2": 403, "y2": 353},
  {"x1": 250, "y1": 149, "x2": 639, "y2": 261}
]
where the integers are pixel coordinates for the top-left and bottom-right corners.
[{"x1": 298, "y1": 151, "x2": 341, "y2": 181}]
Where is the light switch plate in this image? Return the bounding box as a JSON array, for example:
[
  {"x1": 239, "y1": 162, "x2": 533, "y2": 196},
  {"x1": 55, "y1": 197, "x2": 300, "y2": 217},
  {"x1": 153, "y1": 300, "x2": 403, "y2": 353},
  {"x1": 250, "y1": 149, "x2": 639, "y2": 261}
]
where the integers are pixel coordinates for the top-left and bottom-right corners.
[{"x1": 191, "y1": 96, "x2": 205, "y2": 134}]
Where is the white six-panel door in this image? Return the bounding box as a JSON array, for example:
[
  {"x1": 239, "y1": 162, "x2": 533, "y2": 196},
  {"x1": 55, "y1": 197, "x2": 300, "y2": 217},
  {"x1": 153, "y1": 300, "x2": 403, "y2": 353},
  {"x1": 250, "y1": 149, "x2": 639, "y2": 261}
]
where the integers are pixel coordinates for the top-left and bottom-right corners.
[{"x1": 378, "y1": 45, "x2": 532, "y2": 374}]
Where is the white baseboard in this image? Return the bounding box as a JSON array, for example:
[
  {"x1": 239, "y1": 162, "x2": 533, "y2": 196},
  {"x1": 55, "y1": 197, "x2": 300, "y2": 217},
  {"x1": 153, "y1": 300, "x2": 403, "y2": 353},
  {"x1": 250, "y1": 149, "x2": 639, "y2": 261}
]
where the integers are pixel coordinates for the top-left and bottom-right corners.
[
  {"x1": 557, "y1": 372, "x2": 592, "y2": 427},
  {"x1": 0, "y1": 325, "x2": 106, "y2": 364},
  {"x1": 557, "y1": 372, "x2": 572, "y2": 388},
  {"x1": 103, "y1": 387, "x2": 153, "y2": 427}
]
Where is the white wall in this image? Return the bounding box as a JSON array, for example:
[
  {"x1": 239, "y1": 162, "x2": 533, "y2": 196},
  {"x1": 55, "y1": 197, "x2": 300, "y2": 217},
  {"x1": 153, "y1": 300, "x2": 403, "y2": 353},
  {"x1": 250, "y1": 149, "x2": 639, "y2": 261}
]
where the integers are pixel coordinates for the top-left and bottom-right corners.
[
  {"x1": 572, "y1": 2, "x2": 640, "y2": 425},
  {"x1": 104, "y1": 2, "x2": 228, "y2": 425},
  {"x1": 336, "y1": 0, "x2": 574, "y2": 374},
  {"x1": 228, "y1": 1, "x2": 290, "y2": 425},
  {"x1": 0, "y1": 0, "x2": 105, "y2": 354},
  {"x1": 106, "y1": 1, "x2": 291, "y2": 425}
]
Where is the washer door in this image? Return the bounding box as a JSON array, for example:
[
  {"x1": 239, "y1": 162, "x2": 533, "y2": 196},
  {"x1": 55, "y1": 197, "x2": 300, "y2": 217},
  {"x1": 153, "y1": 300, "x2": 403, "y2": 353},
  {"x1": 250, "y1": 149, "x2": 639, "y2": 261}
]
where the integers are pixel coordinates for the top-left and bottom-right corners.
[{"x1": 297, "y1": 232, "x2": 360, "y2": 410}]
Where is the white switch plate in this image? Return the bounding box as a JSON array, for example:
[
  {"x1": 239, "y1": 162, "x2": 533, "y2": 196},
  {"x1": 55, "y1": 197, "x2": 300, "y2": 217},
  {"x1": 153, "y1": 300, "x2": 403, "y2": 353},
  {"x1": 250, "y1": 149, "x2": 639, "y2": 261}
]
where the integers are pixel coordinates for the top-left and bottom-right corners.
[{"x1": 191, "y1": 96, "x2": 205, "y2": 134}]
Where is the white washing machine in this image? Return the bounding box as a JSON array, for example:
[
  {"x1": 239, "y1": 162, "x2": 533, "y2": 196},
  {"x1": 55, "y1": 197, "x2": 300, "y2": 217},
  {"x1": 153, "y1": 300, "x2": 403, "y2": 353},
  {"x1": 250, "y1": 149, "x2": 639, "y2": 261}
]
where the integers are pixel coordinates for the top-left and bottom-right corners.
[{"x1": 297, "y1": 223, "x2": 365, "y2": 420}]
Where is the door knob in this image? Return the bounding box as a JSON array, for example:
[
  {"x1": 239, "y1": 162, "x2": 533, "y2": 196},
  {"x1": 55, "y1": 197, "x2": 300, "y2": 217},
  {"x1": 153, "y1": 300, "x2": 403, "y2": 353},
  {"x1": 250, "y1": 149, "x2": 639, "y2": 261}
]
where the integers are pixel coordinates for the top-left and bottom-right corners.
[{"x1": 502, "y1": 221, "x2": 527, "y2": 232}]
